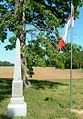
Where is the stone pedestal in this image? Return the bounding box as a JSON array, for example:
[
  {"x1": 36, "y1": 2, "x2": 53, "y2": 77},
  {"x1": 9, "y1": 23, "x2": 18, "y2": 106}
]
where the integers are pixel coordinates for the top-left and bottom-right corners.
[
  {"x1": 7, "y1": 80, "x2": 27, "y2": 117},
  {"x1": 7, "y1": 101, "x2": 26, "y2": 117},
  {"x1": 7, "y1": 38, "x2": 27, "y2": 117}
]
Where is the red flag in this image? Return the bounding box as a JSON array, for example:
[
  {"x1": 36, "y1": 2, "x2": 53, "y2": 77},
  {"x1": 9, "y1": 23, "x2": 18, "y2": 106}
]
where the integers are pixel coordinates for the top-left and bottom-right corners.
[
  {"x1": 58, "y1": 4, "x2": 74, "y2": 50},
  {"x1": 58, "y1": 37, "x2": 65, "y2": 50}
]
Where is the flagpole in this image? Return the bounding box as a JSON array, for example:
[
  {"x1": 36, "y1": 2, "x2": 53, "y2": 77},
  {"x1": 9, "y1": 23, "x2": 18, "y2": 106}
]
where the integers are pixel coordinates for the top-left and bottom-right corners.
[{"x1": 70, "y1": 2, "x2": 73, "y2": 112}]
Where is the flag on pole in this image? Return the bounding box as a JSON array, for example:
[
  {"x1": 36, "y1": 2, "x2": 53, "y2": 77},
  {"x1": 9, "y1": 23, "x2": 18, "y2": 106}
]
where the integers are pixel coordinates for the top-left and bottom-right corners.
[
  {"x1": 70, "y1": 2, "x2": 74, "y2": 112},
  {"x1": 58, "y1": 4, "x2": 74, "y2": 50}
]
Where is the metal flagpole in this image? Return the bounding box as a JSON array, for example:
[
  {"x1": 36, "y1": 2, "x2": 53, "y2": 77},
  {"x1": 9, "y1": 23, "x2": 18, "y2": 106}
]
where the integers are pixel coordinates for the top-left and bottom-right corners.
[{"x1": 70, "y1": 2, "x2": 73, "y2": 112}]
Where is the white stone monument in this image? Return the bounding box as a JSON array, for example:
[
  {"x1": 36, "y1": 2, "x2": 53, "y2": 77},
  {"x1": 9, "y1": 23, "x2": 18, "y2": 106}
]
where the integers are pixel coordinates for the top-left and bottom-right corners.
[{"x1": 7, "y1": 38, "x2": 27, "y2": 117}]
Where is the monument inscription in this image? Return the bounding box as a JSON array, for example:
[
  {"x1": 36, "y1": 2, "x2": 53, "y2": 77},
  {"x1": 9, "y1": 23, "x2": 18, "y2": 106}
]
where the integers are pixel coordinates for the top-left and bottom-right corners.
[{"x1": 12, "y1": 81, "x2": 23, "y2": 97}]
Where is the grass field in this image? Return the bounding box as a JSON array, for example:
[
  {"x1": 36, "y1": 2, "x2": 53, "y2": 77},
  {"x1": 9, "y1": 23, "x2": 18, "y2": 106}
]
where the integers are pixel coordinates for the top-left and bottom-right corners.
[{"x1": 0, "y1": 78, "x2": 83, "y2": 119}]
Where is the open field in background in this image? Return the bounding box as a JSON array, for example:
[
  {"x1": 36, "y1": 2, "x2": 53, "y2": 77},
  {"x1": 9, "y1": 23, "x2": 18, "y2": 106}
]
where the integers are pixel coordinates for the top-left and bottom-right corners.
[
  {"x1": 0, "y1": 79, "x2": 83, "y2": 119},
  {"x1": 32, "y1": 67, "x2": 83, "y2": 80},
  {"x1": 0, "y1": 66, "x2": 83, "y2": 79},
  {"x1": 0, "y1": 67, "x2": 13, "y2": 79}
]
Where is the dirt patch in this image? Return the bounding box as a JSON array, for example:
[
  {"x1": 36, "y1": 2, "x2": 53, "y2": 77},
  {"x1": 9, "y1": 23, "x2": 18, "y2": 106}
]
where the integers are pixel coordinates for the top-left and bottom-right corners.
[
  {"x1": 0, "y1": 66, "x2": 83, "y2": 79},
  {"x1": 72, "y1": 109, "x2": 83, "y2": 114},
  {"x1": 72, "y1": 109, "x2": 83, "y2": 119}
]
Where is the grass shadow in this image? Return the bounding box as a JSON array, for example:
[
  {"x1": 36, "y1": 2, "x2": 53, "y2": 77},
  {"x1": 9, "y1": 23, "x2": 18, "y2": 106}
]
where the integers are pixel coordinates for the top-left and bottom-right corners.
[
  {"x1": 0, "y1": 114, "x2": 12, "y2": 119},
  {"x1": 29, "y1": 79, "x2": 68, "y2": 90},
  {"x1": 0, "y1": 78, "x2": 12, "y2": 102}
]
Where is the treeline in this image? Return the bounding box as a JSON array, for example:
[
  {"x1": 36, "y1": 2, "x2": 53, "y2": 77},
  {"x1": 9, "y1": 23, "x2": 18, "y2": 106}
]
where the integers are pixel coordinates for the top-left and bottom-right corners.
[
  {"x1": 25, "y1": 36, "x2": 83, "y2": 70},
  {"x1": 0, "y1": 61, "x2": 14, "y2": 66},
  {"x1": 62, "y1": 44, "x2": 83, "y2": 69}
]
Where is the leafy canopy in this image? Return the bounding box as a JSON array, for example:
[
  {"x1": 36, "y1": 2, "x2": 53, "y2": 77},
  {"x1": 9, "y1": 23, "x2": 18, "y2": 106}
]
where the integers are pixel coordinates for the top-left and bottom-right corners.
[{"x1": 0, "y1": 0, "x2": 83, "y2": 46}]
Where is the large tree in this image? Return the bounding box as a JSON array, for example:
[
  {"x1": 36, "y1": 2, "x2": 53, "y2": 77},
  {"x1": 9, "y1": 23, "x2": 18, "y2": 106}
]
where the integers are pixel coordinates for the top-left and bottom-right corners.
[
  {"x1": 25, "y1": 34, "x2": 66, "y2": 70},
  {"x1": 0, "y1": 0, "x2": 83, "y2": 86}
]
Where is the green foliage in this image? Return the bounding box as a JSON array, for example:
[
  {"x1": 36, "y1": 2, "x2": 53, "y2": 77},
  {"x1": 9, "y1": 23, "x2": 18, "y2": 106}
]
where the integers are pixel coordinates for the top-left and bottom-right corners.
[
  {"x1": 25, "y1": 39, "x2": 83, "y2": 69},
  {"x1": 0, "y1": 61, "x2": 14, "y2": 66},
  {"x1": 25, "y1": 33, "x2": 66, "y2": 69},
  {"x1": 0, "y1": 0, "x2": 83, "y2": 45},
  {"x1": 62, "y1": 43, "x2": 83, "y2": 69},
  {"x1": 5, "y1": 36, "x2": 16, "y2": 50}
]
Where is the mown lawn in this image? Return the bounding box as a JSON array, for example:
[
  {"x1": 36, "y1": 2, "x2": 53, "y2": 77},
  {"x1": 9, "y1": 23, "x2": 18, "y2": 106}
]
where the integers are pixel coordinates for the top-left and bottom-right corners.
[{"x1": 0, "y1": 78, "x2": 83, "y2": 119}]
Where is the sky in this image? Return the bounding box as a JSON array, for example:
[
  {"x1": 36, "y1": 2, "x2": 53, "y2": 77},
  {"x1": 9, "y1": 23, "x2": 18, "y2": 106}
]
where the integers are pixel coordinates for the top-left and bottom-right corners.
[
  {"x1": 69, "y1": 7, "x2": 83, "y2": 46},
  {"x1": 0, "y1": 7, "x2": 83, "y2": 64}
]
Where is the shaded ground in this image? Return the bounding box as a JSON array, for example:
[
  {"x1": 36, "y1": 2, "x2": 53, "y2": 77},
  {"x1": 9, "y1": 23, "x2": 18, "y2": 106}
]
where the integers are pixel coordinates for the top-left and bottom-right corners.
[
  {"x1": 0, "y1": 78, "x2": 12, "y2": 102},
  {"x1": 0, "y1": 79, "x2": 12, "y2": 119},
  {"x1": 0, "y1": 66, "x2": 83, "y2": 79},
  {"x1": 29, "y1": 79, "x2": 68, "y2": 90}
]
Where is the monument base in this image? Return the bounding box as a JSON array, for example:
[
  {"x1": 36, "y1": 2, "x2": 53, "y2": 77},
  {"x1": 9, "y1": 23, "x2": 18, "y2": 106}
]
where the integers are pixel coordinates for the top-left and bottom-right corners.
[{"x1": 7, "y1": 101, "x2": 27, "y2": 117}]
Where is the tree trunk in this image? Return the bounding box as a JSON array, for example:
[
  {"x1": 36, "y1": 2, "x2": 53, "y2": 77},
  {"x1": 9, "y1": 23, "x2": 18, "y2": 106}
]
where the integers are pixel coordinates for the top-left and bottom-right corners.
[
  {"x1": 21, "y1": 51, "x2": 31, "y2": 88},
  {"x1": 15, "y1": 0, "x2": 31, "y2": 87}
]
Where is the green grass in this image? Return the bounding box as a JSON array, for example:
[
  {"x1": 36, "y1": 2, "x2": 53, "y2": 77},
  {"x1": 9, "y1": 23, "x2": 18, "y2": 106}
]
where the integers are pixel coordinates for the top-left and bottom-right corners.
[{"x1": 0, "y1": 79, "x2": 83, "y2": 119}]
